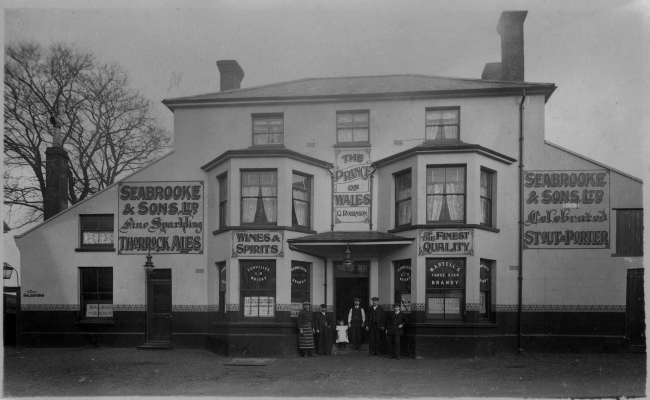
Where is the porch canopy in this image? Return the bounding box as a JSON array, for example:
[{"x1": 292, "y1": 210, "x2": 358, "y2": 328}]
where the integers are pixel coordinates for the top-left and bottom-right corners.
[{"x1": 287, "y1": 231, "x2": 414, "y2": 259}]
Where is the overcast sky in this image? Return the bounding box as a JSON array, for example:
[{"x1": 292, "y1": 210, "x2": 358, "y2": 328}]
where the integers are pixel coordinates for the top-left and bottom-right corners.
[{"x1": 4, "y1": 0, "x2": 647, "y2": 178}]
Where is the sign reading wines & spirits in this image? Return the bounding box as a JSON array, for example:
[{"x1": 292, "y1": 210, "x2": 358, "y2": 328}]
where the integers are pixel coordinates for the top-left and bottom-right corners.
[
  {"x1": 118, "y1": 181, "x2": 204, "y2": 254},
  {"x1": 231, "y1": 230, "x2": 284, "y2": 257},
  {"x1": 523, "y1": 170, "x2": 610, "y2": 249}
]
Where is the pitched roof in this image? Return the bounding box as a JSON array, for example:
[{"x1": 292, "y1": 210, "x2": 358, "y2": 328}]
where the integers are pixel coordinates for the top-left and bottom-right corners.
[
  {"x1": 287, "y1": 231, "x2": 414, "y2": 244},
  {"x1": 163, "y1": 74, "x2": 556, "y2": 108}
]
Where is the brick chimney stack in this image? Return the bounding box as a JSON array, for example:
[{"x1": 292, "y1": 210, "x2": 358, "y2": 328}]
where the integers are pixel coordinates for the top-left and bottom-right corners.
[
  {"x1": 482, "y1": 10, "x2": 528, "y2": 82},
  {"x1": 44, "y1": 116, "x2": 69, "y2": 220},
  {"x1": 216, "y1": 60, "x2": 244, "y2": 91}
]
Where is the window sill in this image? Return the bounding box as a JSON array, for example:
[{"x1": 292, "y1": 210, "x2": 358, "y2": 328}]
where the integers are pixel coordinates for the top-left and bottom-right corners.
[
  {"x1": 388, "y1": 224, "x2": 499, "y2": 233},
  {"x1": 75, "y1": 248, "x2": 116, "y2": 252},
  {"x1": 334, "y1": 142, "x2": 371, "y2": 148},
  {"x1": 76, "y1": 320, "x2": 115, "y2": 326},
  {"x1": 213, "y1": 225, "x2": 317, "y2": 235},
  {"x1": 612, "y1": 254, "x2": 643, "y2": 257},
  {"x1": 421, "y1": 139, "x2": 462, "y2": 146},
  {"x1": 250, "y1": 144, "x2": 285, "y2": 149}
]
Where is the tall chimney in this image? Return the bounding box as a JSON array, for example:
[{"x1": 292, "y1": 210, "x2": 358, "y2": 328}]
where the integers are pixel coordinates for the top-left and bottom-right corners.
[
  {"x1": 44, "y1": 116, "x2": 69, "y2": 220},
  {"x1": 216, "y1": 60, "x2": 244, "y2": 91},
  {"x1": 482, "y1": 10, "x2": 527, "y2": 81}
]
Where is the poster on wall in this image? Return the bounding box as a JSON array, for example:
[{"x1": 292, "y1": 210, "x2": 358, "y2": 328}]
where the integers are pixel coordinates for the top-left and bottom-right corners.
[
  {"x1": 117, "y1": 181, "x2": 204, "y2": 254},
  {"x1": 231, "y1": 230, "x2": 284, "y2": 258},
  {"x1": 330, "y1": 148, "x2": 374, "y2": 228},
  {"x1": 418, "y1": 229, "x2": 474, "y2": 256},
  {"x1": 523, "y1": 170, "x2": 610, "y2": 249}
]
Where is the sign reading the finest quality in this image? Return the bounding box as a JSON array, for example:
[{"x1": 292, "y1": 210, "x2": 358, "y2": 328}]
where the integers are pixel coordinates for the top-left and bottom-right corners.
[
  {"x1": 523, "y1": 170, "x2": 610, "y2": 249},
  {"x1": 331, "y1": 149, "x2": 374, "y2": 226},
  {"x1": 231, "y1": 230, "x2": 284, "y2": 258},
  {"x1": 418, "y1": 229, "x2": 474, "y2": 256},
  {"x1": 118, "y1": 181, "x2": 204, "y2": 254}
]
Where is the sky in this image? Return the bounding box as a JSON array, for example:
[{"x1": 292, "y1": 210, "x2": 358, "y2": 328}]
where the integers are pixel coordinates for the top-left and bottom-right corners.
[{"x1": 3, "y1": 0, "x2": 648, "y2": 181}]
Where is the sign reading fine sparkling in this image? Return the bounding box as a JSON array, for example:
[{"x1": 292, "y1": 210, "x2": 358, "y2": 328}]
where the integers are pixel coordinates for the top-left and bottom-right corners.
[{"x1": 118, "y1": 181, "x2": 204, "y2": 254}]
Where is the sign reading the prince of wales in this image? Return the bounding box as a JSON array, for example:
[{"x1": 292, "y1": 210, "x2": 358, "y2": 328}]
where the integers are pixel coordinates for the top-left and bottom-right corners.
[
  {"x1": 118, "y1": 181, "x2": 204, "y2": 254},
  {"x1": 418, "y1": 229, "x2": 474, "y2": 256},
  {"x1": 523, "y1": 170, "x2": 610, "y2": 249},
  {"x1": 330, "y1": 148, "x2": 374, "y2": 227}
]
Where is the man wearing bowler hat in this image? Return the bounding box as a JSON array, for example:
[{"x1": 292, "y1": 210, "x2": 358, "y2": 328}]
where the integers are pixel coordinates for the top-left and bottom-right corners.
[
  {"x1": 347, "y1": 298, "x2": 365, "y2": 350},
  {"x1": 314, "y1": 304, "x2": 333, "y2": 355},
  {"x1": 386, "y1": 303, "x2": 408, "y2": 359},
  {"x1": 365, "y1": 296, "x2": 385, "y2": 356}
]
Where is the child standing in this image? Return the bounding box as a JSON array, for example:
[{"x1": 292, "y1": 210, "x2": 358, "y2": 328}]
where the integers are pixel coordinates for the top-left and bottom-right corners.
[{"x1": 335, "y1": 320, "x2": 349, "y2": 351}]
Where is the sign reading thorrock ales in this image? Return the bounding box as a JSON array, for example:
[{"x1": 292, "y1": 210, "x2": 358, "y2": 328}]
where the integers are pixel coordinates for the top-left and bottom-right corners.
[
  {"x1": 523, "y1": 170, "x2": 609, "y2": 249},
  {"x1": 331, "y1": 148, "x2": 374, "y2": 226},
  {"x1": 118, "y1": 181, "x2": 204, "y2": 254}
]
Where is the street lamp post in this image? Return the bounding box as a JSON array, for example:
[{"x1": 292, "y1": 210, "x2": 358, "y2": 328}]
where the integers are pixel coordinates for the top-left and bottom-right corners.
[{"x1": 143, "y1": 250, "x2": 155, "y2": 344}]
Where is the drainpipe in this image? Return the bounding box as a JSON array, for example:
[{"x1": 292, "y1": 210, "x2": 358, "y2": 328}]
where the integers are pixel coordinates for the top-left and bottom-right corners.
[
  {"x1": 517, "y1": 89, "x2": 526, "y2": 355},
  {"x1": 289, "y1": 245, "x2": 328, "y2": 306}
]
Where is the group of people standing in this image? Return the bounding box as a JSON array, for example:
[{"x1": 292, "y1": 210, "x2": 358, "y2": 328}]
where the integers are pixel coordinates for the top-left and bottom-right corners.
[{"x1": 297, "y1": 297, "x2": 408, "y2": 360}]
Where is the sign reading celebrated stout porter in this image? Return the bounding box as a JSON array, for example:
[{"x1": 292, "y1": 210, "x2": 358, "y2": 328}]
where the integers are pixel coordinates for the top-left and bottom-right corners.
[
  {"x1": 418, "y1": 229, "x2": 474, "y2": 256},
  {"x1": 523, "y1": 170, "x2": 610, "y2": 249},
  {"x1": 331, "y1": 148, "x2": 374, "y2": 227},
  {"x1": 118, "y1": 181, "x2": 204, "y2": 254},
  {"x1": 231, "y1": 230, "x2": 284, "y2": 257}
]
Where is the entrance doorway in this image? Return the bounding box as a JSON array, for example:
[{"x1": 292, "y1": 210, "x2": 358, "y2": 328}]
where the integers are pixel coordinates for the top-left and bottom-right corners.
[
  {"x1": 334, "y1": 261, "x2": 369, "y2": 344},
  {"x1": 3, "y1": 287, "x2": 19, "y2": 347},
  {"x1": 626, "y1": 268, "x2": 645, "y2": 352},
  {"x1": 147, "y1": 269, "x2": 172, "y2": 343}
]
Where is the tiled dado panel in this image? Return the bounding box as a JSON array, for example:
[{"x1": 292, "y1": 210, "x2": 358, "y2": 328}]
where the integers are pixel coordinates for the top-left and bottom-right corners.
[{"x1": 492, "y1": 304, "x2": 626, "y2": 312}]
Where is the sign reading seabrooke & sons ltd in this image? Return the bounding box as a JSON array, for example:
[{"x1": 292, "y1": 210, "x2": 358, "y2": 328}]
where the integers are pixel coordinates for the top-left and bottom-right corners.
[
  {"x1": 118, "y1": 181, "x2": 204, "y2": 254},
  {"x1": 523, "y1": 170, "x2": 609, "y2": 249}
]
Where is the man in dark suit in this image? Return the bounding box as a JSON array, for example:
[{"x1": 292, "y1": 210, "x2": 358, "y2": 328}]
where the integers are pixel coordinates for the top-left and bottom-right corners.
[
  {"x1": 365, "y1": 296, "x2": 386, "y2": 356},
  {"x1": 314, "y1": 304, "x2": 333, "y2": 355},
  {"x1": 386, "y1": 303, "x2": 408, "y2": 360},
  {"x1": 347, "y1": 298, "x2": 365, "y2": 350}
]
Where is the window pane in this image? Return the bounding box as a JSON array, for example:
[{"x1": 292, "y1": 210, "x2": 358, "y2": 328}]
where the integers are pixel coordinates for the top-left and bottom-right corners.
[
  {"x1": 253, "y1": 119, "x2": 269, "y2": 133},
  {"x1": 98, "y1": 232, "x2": 114, "y2": 244},
  {"x1": 337, "y1": 113, "x2": 353, "y2": 127},
  {"x1": 353, "y1": 128, "x2": 369, "y2": 142},
  {"x1": 268, "y1": 118, "x2": 283, "y2": 132},
  {"x1": 480, "y1": 261, "x2": 490, "y2": 291},
  {"x1": 268, "y1": 133, "x2": 283, "y2": 144},
  {"x1": 442, "y1": 126, "x2": 458, "y2": 139},
  {"x1": 396, "y1": 175, "x2": 411, "y2": 200},
  {"x1": 480, "y1": 198, "x2": 491, "y2": 225},
  {"x1": 445, "y1": 167, "x2": 464, "y2": 192},
  {"x1": 97, "y1": 269, "x2": 113, "y2": 292},
  {"x1": 446, "y1": 195, "x2": 464, "y2": 220},
  {"x1": 442, "y1": 110, "x2": 459, "y2": 123},
  {"x1": 425, "y1": 126, "x2": 440, "y2": 140},
  {"x1": 82, "y1": 232, "x2": 100, "y2": 245},
  {"x1": 81, "y1": 269, "x2": 98, "y2": 293},
  {"x1": 253, "y1": 134, "x2": 269, "y2": 145},
  {"x1": 352, "y1": 113, "x2": 369, "y2": 127},
  {"x1": 338, "y1": 129, "x2": 353, "y2": 142},
  {"x1": 480, "y1": 171, "x2": 491, "y2": 198},
  {"x1": 397, "y1": 200, "x2": 412, "y2": 226},
  {"x1": 426, "y1": 110, "x2": 442, "y2": 122}
]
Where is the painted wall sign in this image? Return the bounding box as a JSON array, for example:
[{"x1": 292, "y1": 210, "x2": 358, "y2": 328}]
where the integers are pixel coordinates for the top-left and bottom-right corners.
[
  {"x1": 117, "y1": 181, "x2": 204, "y2": 254},
  {"x1": 523, "y1": 170, "x2": 610, "y2": 249},
  {"x1": 330, "y1": 148, "x2": 374, "y2": 227},
  {"x1": 231, "y1": 230, "x2": 284, "y2": 258},
  {"x1": 418, "y1": 229, "x2": 474, "y2": 256},
  {"x1": 23, "y1": 289, "x2": 44, "y2": 298}
]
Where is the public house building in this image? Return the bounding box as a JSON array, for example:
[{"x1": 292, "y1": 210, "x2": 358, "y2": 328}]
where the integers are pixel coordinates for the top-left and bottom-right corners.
[{"x1": 15, "y1": 11, "x2": 644, "y2": 356}]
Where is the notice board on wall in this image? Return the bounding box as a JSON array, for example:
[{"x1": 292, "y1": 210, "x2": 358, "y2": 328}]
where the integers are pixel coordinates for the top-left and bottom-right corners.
[{"x1": 523, "y1": 170, "x2": 609, "y2": 249}]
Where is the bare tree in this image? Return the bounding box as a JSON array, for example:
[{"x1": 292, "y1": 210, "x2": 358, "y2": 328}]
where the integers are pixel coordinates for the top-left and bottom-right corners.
[{"x1": 4, "y1": 42, "x2": 171, "y2": 228}]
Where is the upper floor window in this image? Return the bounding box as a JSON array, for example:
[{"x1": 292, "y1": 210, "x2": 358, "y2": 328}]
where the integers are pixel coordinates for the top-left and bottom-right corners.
[
  {"x1": 80, "y1": 215, "x2": 114, "y2": 248},
  {"x1": 80, "y1": 267, "x2": 113, "y2": 319},
  {"x1": 218, "y1": 174, "x2": 228, "y2": 229},
  {"x1": 480, "y1": 169, "x2": 494, "y2": 226},
  {"x1": 395, "y1": 171, "x2": 412, "y2": 227},
  {"x1": 425, "y1": 107, "x2": 459, "y2": 141},
  {"x1": 337, "y1": 110, "x2": 369, "y2": 144},
  {"x1": 426, "y1": 166, "x2": 465, "y2": 223},
  {"x1": 292, "y1": 173, "x2": 311, "y2": 228},
  {"x1": 616, "y1": 209, "x2": 643, "y2": 256},
  {"x1": 241, "y1": 170, "x2": 277, "y2": 224},
  {"x1": 252, "y1": 114, "x2": 284, "y2": 146}
]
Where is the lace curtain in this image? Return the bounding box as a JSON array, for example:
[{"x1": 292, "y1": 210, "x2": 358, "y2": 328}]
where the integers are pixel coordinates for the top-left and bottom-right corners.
[
  {"x1": 293, "y1": 188, "x2": 309, "y2": 226},
  {"x1": 242, "y1": 172, "x2": 277, "y2": 223},
  {"x1": 426, "y1": 167, "x2": 464, "y2": 221}
]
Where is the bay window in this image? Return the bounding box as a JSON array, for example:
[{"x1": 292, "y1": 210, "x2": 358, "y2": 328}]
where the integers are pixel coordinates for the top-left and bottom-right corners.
[
  {"x1": 395, "y1": 171, "x2": 412, "y2": 227},
  {"x1": 241, "y1": 170, "x2": 277, "y2": 224},
  {"x1": 292, "y1": 173, "x2": 311, "y2": 228},
  {"x1": 426, "y1": 166, "x2": 466, "y2": 223}
]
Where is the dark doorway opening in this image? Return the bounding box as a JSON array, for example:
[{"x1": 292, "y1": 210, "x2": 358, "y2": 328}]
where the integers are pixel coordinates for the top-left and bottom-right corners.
[
  {"x1": 3, "y1": 287, "x2": 19, "y2": 347},
  {"x1": 626, "y1": 268, "x2": 645, "y2": 353},
  {"x1": 147, "y1": 269, "x2": 172, "y2": 344},
  {"x1": 335, "y1": 277, "x2": 369, "y2": 343}
]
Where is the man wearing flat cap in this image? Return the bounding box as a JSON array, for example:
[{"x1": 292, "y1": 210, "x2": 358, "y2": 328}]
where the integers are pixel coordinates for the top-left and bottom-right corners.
[
  {"x1": 297, "y1": 301, "x2": 317, "y2": 357},
  {"x1": 365, "y1": 296, "x2": 386, "y2": 356},
  {"x1": 386, "y1": 303, "x2": 408, "y2": 359},
  {"x1": 314, "y1": 304, "x2": 333, "y2": 355},
  {"x1": 347, "y1": 298, "x2": 365, "y2": 351}
]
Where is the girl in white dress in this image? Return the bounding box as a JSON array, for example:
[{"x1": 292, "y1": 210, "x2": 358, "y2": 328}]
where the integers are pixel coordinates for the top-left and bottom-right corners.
[{"x1": 335, "y1": 319, "x2": 349, "y2": 350}]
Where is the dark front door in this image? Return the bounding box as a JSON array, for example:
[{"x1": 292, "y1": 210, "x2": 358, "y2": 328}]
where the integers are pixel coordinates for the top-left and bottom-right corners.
[
  {"x1": 147, "y1": 270, "x2": 172, "y2": 342},
  {"x1": 626, "y1": 268, "x2": 645, "y2": 352},
  {"x1": 3, "y1": 287, "x2": 19, "y2": 347},
  {"x1": 335, "y1": 277, "x2": 369, "y2": 342}
]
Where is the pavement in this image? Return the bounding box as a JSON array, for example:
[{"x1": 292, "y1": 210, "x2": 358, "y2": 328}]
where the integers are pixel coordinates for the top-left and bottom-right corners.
[{"x1": 3, "y1": 346, "x2": 646, "y2": 398}]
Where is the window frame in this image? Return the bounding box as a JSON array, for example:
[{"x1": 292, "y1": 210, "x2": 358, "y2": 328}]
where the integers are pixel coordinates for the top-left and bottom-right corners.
[
  {"x1": 217, "y1": 261, "x2": 227, "y2": 319},
  {"x1": 425, "y1": 164, "x2": 467, "y2": 224},
  {"x1": 218, "y1": 173, "x2": 228, "y2": 229},
  {"x1": 479, "y1": 259, "x2": 493, "y2": 321},
  {"x1": 251, "y1": 113, "x2": 284, "y2": 147},
  {"x1": 394, "y1": 259, "x2": 412, "y2": 313},
  {"x1": 425, "y1": 258, "x2": 466, "y2": 321},
  {"x1": 291, "y1": 261, "x2": 311, "y2": 304},
  {"x1": 425, "y1": 106, "x2": 460, "y2": 143},
  {"x1": 240, "y1": 169, "x2": 278, "y2": 225},
  {"x1": 480, "y1": 168, "x2": 495, "y2": 227},
  {"x1": 80, "y1": 215, "x2": 114, "y2": 249},
  {"x1": 291, "y1": 172, "x2": 312, "y2": 229},
  {"x1": 394, "y1": 169, "x2": 412, "y2": 228},
  {"x1": 615, "y1": 209, "x2": 643, "y2": 256},
  {"x1": 336, "y1": 110, "x2": 370, "y2": 146},
  {"x1": 79, "y1": 267, "x2": 113, "y2": 321},
  {"x1": 240, "y1": 260, "x2": 277, "y2": 319}
]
